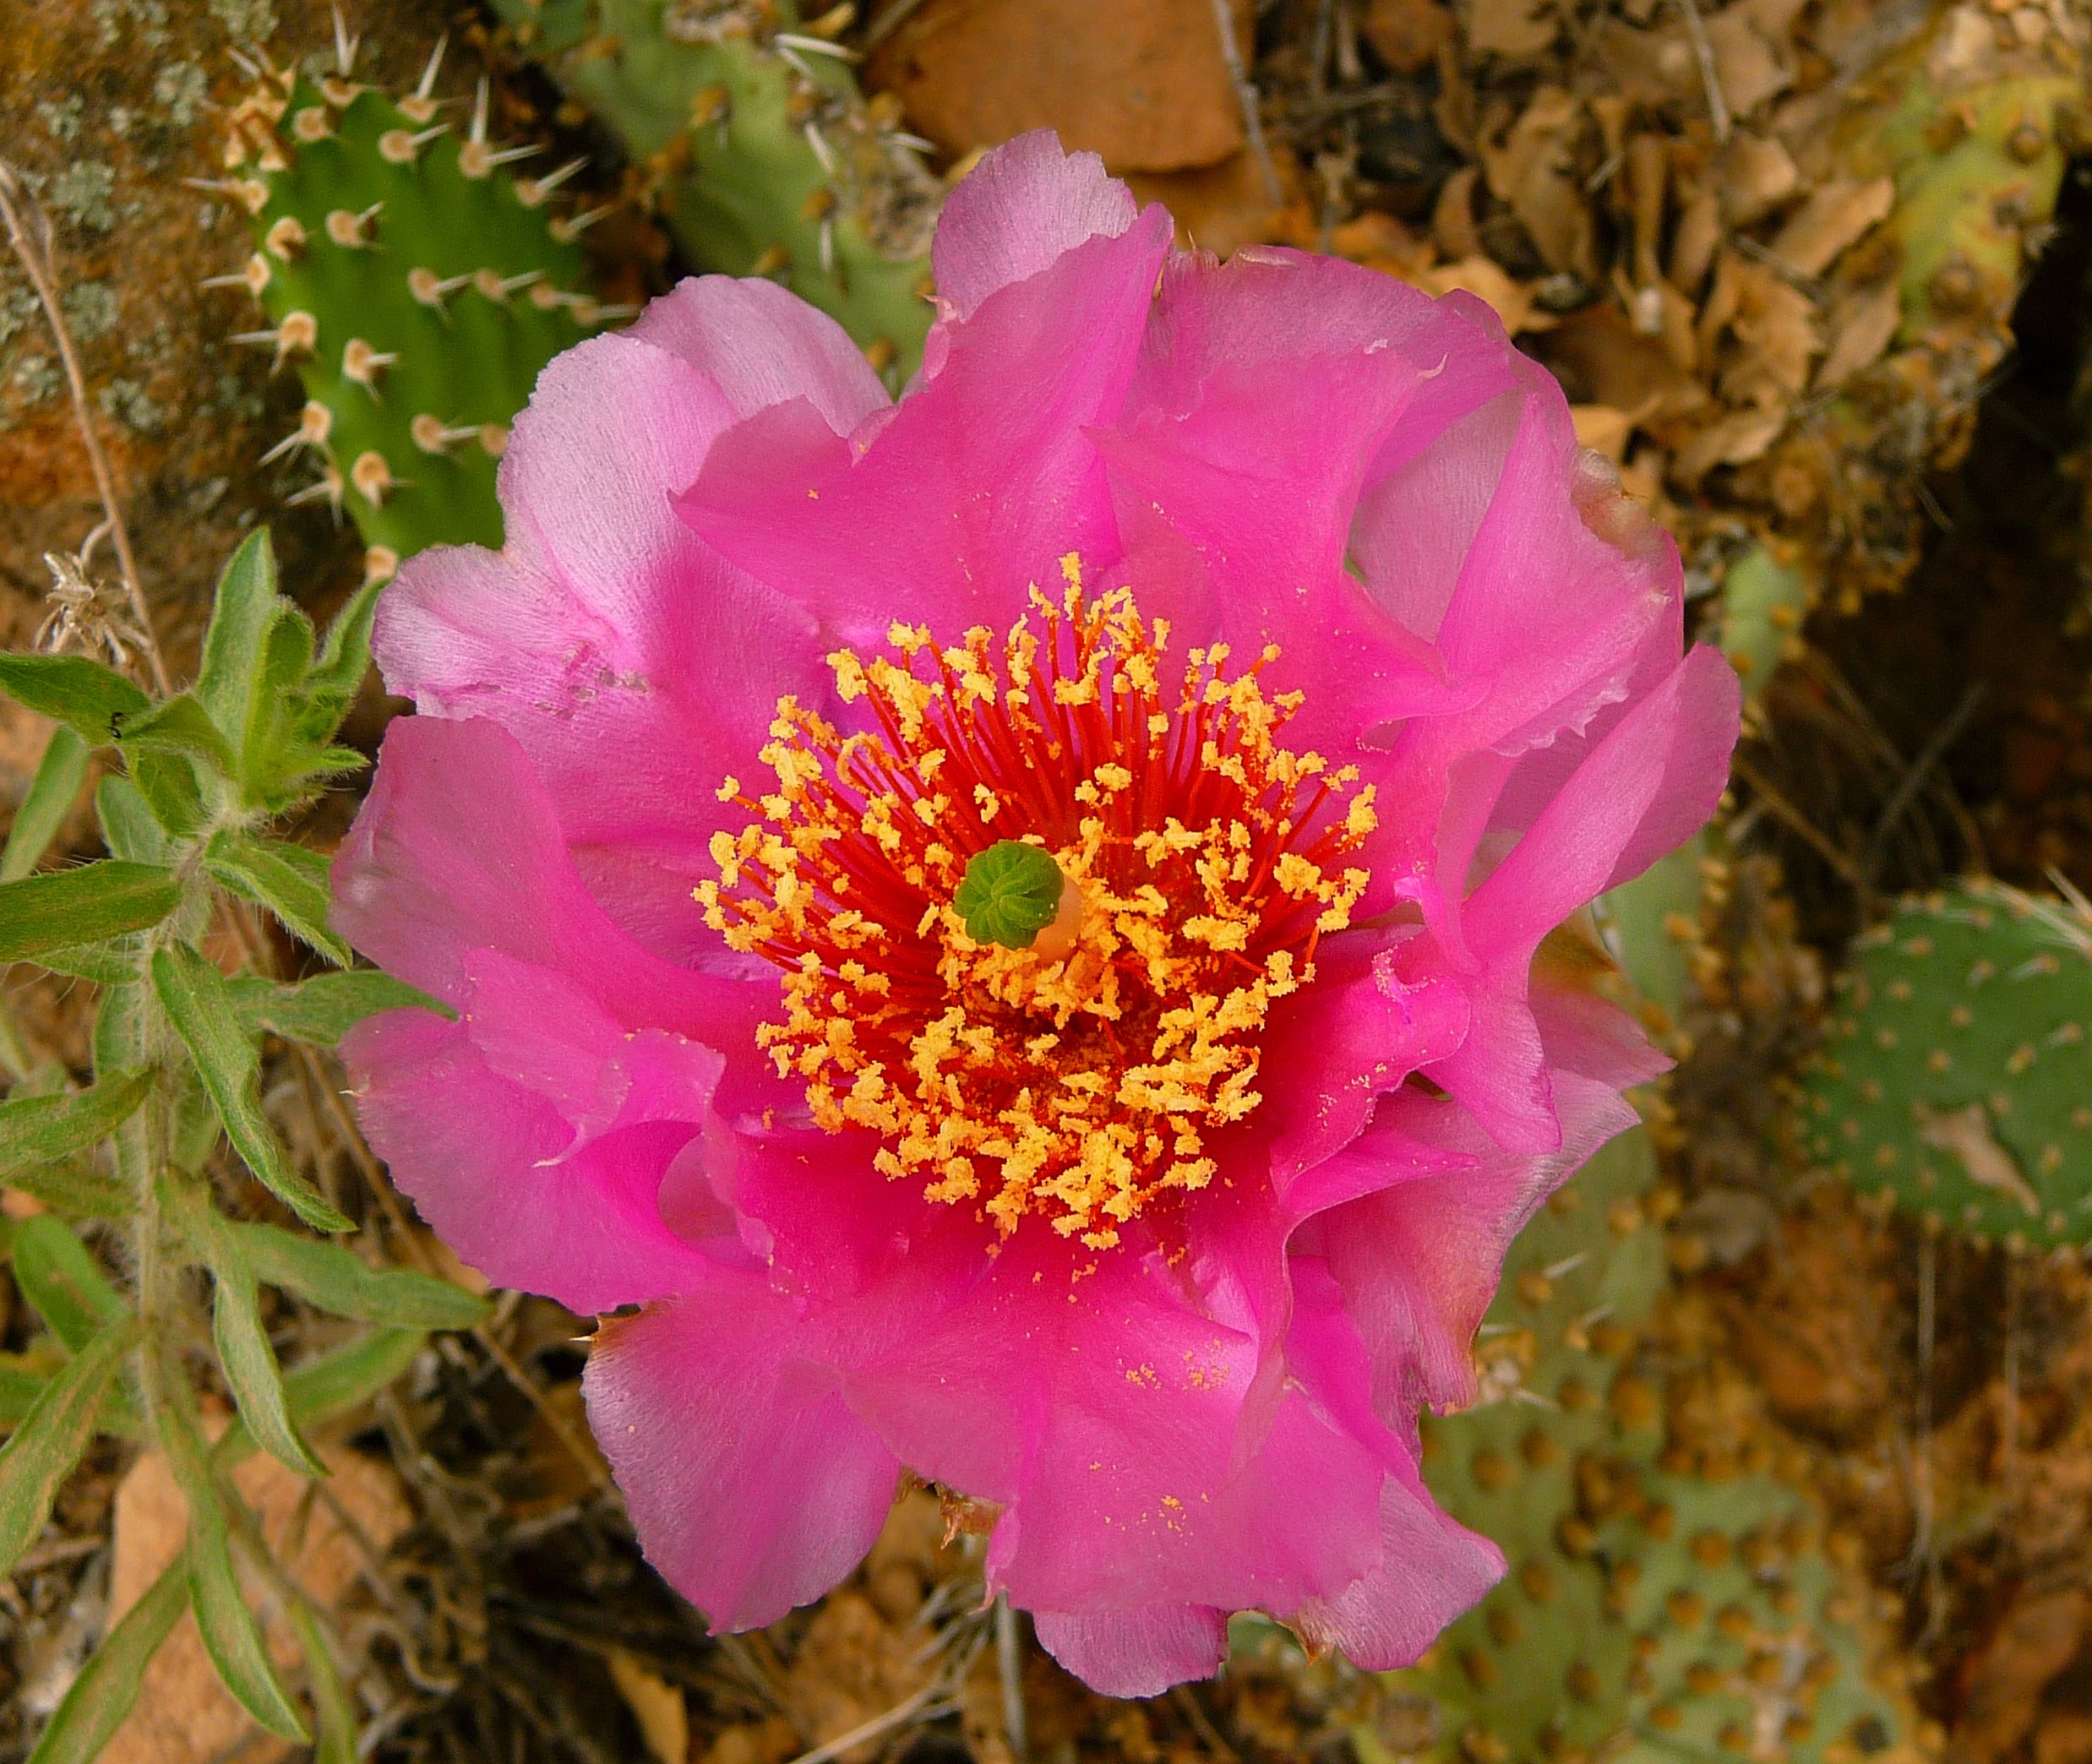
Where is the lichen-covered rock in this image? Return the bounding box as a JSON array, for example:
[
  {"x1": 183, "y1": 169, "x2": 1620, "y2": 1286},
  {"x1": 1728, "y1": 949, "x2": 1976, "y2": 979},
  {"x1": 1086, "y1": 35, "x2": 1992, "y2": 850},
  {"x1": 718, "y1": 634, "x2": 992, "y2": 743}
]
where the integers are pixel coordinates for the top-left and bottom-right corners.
[{"x1": 1800, "y1": 879, "x2": 2092, "y2": 1248}]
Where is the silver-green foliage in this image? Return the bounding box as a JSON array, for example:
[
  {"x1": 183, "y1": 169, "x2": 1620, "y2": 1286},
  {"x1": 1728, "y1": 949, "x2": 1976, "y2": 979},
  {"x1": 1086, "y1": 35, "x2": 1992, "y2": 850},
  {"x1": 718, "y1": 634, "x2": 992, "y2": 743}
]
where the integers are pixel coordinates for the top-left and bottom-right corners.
[
  {"x1": 0, "y1": 533, "x2": 486, "y2": 1761},
  {"x1": 1801, "y1": 879, "x2": 2092, "y2": 1247}
]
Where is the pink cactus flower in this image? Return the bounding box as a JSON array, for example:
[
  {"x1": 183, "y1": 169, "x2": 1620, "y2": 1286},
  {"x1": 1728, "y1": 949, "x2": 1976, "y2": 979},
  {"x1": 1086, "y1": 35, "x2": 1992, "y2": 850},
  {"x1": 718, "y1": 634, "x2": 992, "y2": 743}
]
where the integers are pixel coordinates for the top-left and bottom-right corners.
[{"x1": 332, "y1": 133, "x2": 1740, "y2": 1697}]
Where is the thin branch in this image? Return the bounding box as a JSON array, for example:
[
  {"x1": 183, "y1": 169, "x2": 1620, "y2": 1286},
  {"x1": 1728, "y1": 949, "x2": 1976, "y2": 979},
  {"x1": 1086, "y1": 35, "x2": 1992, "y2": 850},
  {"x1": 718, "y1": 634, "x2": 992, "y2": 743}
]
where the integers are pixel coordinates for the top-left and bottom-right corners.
[
  {"x1": 1211, "y1": 0, "x2": 1283, "y2": 206},
  {"x1": 1676, "y1": 0, "x2": 1731, "y2": 144},
  {"x1": 0, "y1": 159, "x2": 170, "y2": 694},
  {"x1": 1730, "y1": 756, "x2": 1865, "y2": 889},
  {"x1": 996, "y1": 1596, "x2": 1028, "y2": 1764}
]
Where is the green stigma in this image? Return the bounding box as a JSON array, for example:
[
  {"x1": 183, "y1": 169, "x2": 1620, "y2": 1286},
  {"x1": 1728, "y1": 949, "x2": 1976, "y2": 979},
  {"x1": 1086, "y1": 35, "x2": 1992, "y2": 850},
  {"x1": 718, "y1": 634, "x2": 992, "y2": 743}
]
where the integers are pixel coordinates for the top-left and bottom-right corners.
[{"x1": 954, "y1": 841, "x2": 1067, "y2": 950}]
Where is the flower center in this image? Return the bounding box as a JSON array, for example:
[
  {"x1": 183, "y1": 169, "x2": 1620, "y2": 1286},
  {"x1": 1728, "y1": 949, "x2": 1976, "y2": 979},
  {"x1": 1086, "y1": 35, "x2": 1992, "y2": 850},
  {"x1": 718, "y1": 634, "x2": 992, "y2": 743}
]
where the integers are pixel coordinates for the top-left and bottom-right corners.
[{"x1": 696, "y1": 558, "x2": 1379, "y2": 1249}]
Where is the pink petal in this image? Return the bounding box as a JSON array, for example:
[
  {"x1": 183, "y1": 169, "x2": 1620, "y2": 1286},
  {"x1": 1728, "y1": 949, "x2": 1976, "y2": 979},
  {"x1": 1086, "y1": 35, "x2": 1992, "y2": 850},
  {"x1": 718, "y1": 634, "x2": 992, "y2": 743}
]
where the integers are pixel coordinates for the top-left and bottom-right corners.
[
  {"x1": 341, "y1": 984, "x2": 719, "y2": 1313},
  {"x1": 1291, "y1": 1462, "x2": 1503, "y2": 1670},
  {"x1": 930, "y1": 132, "x2": 1140, "y2": 322},
  {"x1": 586, "y1": 1269, "x2": 901, "y2": 1631},
  {"x1": 678, "y1": 205, "x2": 1173, "y2": 643},
  {"x1": 377, "y1": 279, "x2": 879, "y2": 961},
  {"x1": 1032, "y1": 1604, "x2": 1229, "y2": 1699}
]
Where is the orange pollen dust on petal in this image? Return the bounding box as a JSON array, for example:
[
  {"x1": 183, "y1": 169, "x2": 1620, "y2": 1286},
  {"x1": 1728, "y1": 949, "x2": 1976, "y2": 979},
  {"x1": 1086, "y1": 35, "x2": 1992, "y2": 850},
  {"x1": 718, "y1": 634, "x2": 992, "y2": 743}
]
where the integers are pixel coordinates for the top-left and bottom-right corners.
[{"x1": 694, "y1": 556, "x2": 1380, "y2": 1251}]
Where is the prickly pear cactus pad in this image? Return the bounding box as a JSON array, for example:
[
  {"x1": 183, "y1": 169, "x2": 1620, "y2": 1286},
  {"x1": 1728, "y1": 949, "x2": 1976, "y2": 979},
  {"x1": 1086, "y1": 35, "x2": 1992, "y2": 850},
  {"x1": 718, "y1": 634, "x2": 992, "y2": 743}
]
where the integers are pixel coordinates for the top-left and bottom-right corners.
[
  {"x1": 488, "y1": 0, "x2": 937, "y2": 379},
  {"x1": 209, "y1": 36, "x2": 617, "y2": 577},
  {"x1": 1801, "y1": 879, "x2": 2092, "y2": 1248},
  {"x1": 1379, "y1": 1130, "x2": 1911, "y2": 1764}
]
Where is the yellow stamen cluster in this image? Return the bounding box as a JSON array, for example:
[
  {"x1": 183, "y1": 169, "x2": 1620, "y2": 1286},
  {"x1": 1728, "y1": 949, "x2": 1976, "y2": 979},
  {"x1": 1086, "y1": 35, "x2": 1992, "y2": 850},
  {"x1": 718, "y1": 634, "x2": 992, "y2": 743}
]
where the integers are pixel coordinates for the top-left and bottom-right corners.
[{"x1": 696, "y1": 559, "x2": 1377, "y2": 1249}]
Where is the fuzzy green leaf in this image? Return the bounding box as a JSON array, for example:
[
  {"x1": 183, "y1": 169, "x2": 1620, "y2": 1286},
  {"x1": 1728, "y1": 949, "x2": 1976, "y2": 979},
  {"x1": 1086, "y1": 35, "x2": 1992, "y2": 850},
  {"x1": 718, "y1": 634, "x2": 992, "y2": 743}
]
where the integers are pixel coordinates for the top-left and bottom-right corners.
[
  {"x1": 1, "y1": 727, "x2": 90, "y2": 884},
  {"x1": 208, "y1": 1326, "x2": 426, "y2": 1472},
  {"x1": 203, "y1": 834, "x2": 351, "y2": 967},
  {"x1": 0, "y1": 1069, "x2": 153, "y2": 1173},
  {"x1": 0, "y1": 655, "x2": 150, "y2": 747},
  {"x1": 288, "y1": 1598, "x2": 359, "y2": 1764},
  {"x1": 174, "y1": 1431, "x2": 311, "y2": 1742},
  {"x1": 167, "y1": 1183, "x2": 327, "y2": 1479},
  {"x1": 127, "y1": 751, "x2": 206, "y2": 839},
  {"x1": 149, "y1": 944, "x2": 351, "y2": 1233},
  {"x1": 25, "y1": 1556, "x2": 186, "y2": 1764},
  {"x1": 230, "y1": 1220, "x2": 488, "y2": 1329},
  {"x1": 232, "y1": 968, "x2": 444, "y2": 1048},
  {"x1": 0, "y1": 1315, "x2": 135, "y2": 1576},
  {"x1": 194, "y1": 531, "x2": 281, "y2": 745},
  {"x1": 36, "y1": 940, "x2": 144, "y2": 987},
  {"x1": 0, "y1": 1357, "x2": 52, "y2": 1428},
  {"x1": 114, "y1": 691, "x2": 238, "y2": 778},
  {"x1": 308, "y1": 575, "x2": 383, "y2": 705},
  {"x1": 0, "y1": 861, "x2": 181, "y2": 961},
  {"x1": 3, "y1": 1158, "x2": 132, "y2": 1219},
  {"x1": 9, "y1": 1216, "x2": 127, "y2": 1351},
  {"x1": 93, "y1": 774, "x2": 169, "y2": 865}
]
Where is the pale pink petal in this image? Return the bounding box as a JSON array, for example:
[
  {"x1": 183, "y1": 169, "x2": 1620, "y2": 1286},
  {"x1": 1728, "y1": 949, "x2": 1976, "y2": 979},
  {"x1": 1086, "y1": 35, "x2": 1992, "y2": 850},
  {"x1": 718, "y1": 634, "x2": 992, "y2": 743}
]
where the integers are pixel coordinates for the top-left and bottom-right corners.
[
  {"x1": 1032, "y1": 1605, "x2": 1229, "y2": 1699},
  {"x1": 930, "y1": 132, "x2": 1139, "y2": 321},
  {"x1": 586, "y1": 1270, "x2": 901, "y2": 1631}
]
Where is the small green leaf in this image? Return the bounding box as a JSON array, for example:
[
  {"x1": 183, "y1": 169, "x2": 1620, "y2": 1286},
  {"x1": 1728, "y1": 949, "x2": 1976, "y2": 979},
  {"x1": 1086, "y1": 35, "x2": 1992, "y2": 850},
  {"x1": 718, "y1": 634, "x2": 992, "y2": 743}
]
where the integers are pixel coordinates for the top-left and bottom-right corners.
[
  {"x1": 195, "y1": 531, "x2": 281, "y2": 744},
  {"x1": 170, "y1": 1419, "x2": 312, "y2": 1743},
  {"x1": 9, "y1": 1216, "x2": 127, "y2": 1351},
  {"x1": 953, "y1": 840, "x2": 1069, "y2": 950},
  {"x1": 0, "y1": 656, "x2": 150, "y2": 747},
  {"x1": 149, "y1": 945, "x2": 351, "y2": 1233},
  {"x1": 94, "y1": 773, "x2": 169, "y2": 865},
  {"x1": 25, "y1": 1556, "x2": 186, "y2": 1764},
  {"x1": 210, "y1": 1326, "x2": 426, "y2": 1470},
  {"x1": 90, "y1": 983, "x2": 146, "y2": 1079},
  {"x1": 287, "y1": 1598, "x2": 358, "y2": 1764},
  {"x1": 0, "y1": 1069, "x2": 153, "y2": 1171},
  {"x1": 232, "y1": 969, "x2": 444, "y2": 1048},
  {"x1": 0, "y1": 861, "x2": 181, "y2": 961},
  {"x1": 4, "y1": 1159, "x2": 132, "y2": 1219},
  {"x1": 128, "y1": 751, "x2": 206, "y2": 839},
  {"x1": 0, "y1": 1353, "x2": 56, "y2": 1428},
  {"x1": 202, "y1": 835, "x2": 351, "y2": 967},
  {"x1": 35, "y1": 940, "x2": 144, "y2": 987},
  {"x1": 113, "y1": 692, "x2": 238, "y2": 777},
  {"x1": 167, "y1": 1183, "x2": 326, "y2": 1479},
  {"x1": 230, "y1": 1221, "x2": 488, "y2": 1329},
  {"x1": 308, "y1": 574, "x2": 383, "y2": 705},
  {"x1": 0, "y1": 1315, "x2": 135, "y2": 1576},
  {"x1": 169, "y1": 1069, "x2": 221, "y2": 1174},
  {"x1": 1, "y1": 727, "x2": 90, "y2": 884}
]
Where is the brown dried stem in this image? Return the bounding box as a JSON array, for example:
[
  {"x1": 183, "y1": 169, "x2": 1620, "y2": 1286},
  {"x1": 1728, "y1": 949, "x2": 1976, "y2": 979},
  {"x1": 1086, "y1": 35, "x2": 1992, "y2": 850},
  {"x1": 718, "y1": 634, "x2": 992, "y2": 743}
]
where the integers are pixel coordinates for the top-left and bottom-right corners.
[{"x1": 0, "y1": 159, "x2": 172, "y2": 694}]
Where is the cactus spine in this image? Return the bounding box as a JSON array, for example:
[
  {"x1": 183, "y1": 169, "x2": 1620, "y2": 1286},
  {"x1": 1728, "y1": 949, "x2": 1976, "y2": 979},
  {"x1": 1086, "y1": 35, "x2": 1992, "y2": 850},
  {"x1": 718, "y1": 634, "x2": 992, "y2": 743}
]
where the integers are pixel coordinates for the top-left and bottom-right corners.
[
  {"x1": 210, "y1": 31, "x2": 619, "y2": 580},
  {"x1": 1800, "y1": 879, "x2": 2092, "y2": 1249},
  {"x1": 488, "y1": 0, "x2": 937, "y2": 380}
]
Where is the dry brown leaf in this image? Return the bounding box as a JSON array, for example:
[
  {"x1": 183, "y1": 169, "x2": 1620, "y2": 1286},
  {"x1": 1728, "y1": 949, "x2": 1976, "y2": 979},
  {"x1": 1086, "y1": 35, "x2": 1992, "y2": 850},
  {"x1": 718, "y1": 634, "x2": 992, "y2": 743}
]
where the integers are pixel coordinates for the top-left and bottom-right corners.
[
  {"x1": 1362, "y1": 0, "x2": 1454, "y2": 74},
  {"x1": 1541, "y1": 302, "x2": 1706, "y2": 417},
  {"x1": 1916, "y1": 1102, "x2": 2041, "y2": 1215},
  {"x1": 1705, "y1": 6, "x2": 1793, "y2": 117},
  {"x1": 1670, "y1": 182, "x2": 1723, "y2": 293},
  {"x1": 1768, "y1": 176, "x2": 1894, "y2": 276},
  {"x1": 1431, "y1": 164, "x2": 1484, "y2": 259},
  {"x1": 1464, "y1": 0, "x2": 1558, "y2": 57},
  {"x1": 1817, "y1": 281, "x2": 1903, "y2": 387},
  {"x1": 1480, "y1": 88, "x2": 1597, "y2": 278},
  {"x1": 1718, "y1": 131, "x2": 1799, "y2": 226},
  {"x1": 1672, "y1": 406, "x2": 1787, "y2": 482},
  {"x1": 1955, "y1": 1591, "x2": 2089, "y2": 1764},
  {"x1": 101, "y1": 1443, "x2": 411, "y2": 1764},
  {"x1": 1571, "y1": 406, "x2": 1637, "y2": 461},
  {"x1": 865, "y1": 0, "x2": 1249, "y2": 174},
  {"x1": 607, "y1": 1649, "x2": 690, "y2": 1764},
  {"x1": 1412, "y1": 255, "x2": 1554, "y2": 333},
  {"x1": 1699, "y1": 253, "x2": 1819, "y2": 406}
]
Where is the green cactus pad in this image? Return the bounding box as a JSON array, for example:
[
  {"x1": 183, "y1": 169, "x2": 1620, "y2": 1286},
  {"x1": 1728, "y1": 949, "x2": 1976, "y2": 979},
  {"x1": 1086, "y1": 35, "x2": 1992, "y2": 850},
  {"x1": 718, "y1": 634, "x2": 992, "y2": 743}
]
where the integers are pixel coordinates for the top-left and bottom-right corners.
[
  {"x1": 215, "y1": 43, "x2": 613, "y2": 576},
  {"x1": 1373, "y1": 1129, "x2": 1909, "y2": 1764},
  {"x1": 1801, "y1": 879, "x2": 2092, "y2": 1247},
  {"x1": 489, "y1": 0, "x2": 936, "y2": 380}
]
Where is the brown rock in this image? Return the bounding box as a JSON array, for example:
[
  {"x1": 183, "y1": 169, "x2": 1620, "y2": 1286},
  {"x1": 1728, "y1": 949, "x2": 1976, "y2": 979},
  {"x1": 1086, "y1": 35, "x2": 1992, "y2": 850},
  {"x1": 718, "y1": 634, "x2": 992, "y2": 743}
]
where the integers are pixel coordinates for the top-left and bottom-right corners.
[
  {"x1": 865, "y1": 0, "x2": 1248, "y2": 174},
  {"x1": 101, "y1": 1441, "x2": 411, "y2": 1764}
]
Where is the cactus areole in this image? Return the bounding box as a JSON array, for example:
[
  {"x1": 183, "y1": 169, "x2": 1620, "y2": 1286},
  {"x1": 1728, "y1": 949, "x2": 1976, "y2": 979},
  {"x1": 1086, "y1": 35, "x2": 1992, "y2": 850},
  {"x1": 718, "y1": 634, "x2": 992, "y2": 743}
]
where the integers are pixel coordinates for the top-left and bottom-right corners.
[{"x1": 331, "y1": 134, "x2": 1741, "y2": 1695}]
